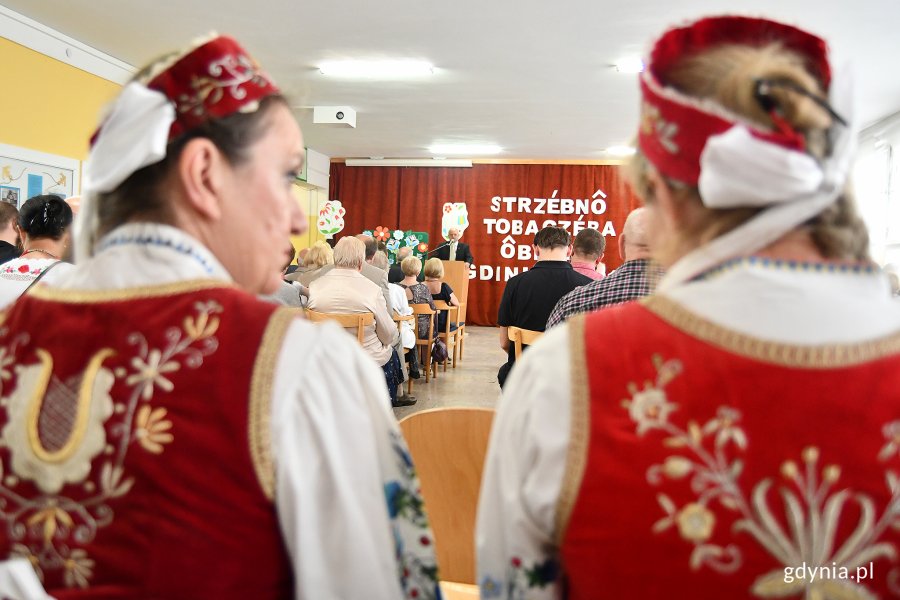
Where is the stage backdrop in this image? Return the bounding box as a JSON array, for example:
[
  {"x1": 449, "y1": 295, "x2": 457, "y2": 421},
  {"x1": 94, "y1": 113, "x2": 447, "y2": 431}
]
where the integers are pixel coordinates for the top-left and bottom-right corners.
[{"x1": 330, "y1": 163, "x2": 642, "y2": 326}]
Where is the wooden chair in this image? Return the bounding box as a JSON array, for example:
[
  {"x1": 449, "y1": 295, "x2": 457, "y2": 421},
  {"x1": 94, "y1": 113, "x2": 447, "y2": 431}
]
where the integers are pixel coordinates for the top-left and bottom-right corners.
[
  {"x1": 305, "y1": 309, "x2": 374, "y2": 344},
  {"x1": 409, "y1": 303, "x2": 438, "y2": 382},
  {"x1": 507, "y1": 326, "x2": 543, "y2": 360},
  {"x1": 393, "y1": 313, "x2": 416, "y2": 395},
  {"x1": 399, "y1": 407, "x2": 495, "y2": 585},
  {"x1": 456, "y1": 302, "x2": 467, "y2": 361},
  {"x1": 432, "y1": 300, "x2": 459, "y2": 371}
]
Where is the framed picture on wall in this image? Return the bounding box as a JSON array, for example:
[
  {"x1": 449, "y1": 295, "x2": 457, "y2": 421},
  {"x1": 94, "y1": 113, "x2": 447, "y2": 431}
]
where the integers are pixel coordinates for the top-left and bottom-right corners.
[
  {"x1": 0, "y1": 186, "x2": 19, "y2": 208},
  {"x1": 0, "y1": 143, "x2": 79, "y2": 205}
]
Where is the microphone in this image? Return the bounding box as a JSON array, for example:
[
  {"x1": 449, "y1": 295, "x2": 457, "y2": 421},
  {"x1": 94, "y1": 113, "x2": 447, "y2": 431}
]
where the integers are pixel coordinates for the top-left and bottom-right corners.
[{"x1": 425, "y1": 241, "x2": 452, "y2": 255}]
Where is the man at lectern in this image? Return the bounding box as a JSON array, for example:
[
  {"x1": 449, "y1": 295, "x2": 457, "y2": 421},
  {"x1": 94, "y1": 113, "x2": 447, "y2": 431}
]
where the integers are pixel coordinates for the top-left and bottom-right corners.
[{"x1": 433, "y1": 227, "x2": 474, "y2": 264}]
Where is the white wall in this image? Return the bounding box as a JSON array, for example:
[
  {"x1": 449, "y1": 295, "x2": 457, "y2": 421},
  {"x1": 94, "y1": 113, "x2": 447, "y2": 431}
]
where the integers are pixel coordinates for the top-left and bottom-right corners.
[{"x1": 854, "y1": 111, "x2": 900, "y2": 266}]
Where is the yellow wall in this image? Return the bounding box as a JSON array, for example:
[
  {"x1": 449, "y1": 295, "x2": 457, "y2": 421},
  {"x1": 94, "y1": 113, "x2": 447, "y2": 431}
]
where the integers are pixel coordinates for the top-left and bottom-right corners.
[
  {"x1": 0, "y1": 38, "x2": 120, "y2": 165},
  {"x1": 290, "y1": 183, "x2": 329, "y2": 254}
]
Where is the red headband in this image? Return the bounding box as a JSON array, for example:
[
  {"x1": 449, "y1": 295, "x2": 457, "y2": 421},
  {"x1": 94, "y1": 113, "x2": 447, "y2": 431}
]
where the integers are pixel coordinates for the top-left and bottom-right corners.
[
  {"x1": 91, "y1": 35, "x2": 279, "y2": 147},
  {"x1": 638, "y1": 16, "x2": 831, "y2": 184}
]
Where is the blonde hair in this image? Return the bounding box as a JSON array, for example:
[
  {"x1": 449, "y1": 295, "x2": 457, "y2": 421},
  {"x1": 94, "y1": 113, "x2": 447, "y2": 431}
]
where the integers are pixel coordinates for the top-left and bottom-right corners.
[
  {"x1": 401, "y1": 255, "x2": 422, "y2": 277},
  {"x1": 629, "y1": 43, "x2": 869, "y2": 262},
  {"x1": 423, "y1": 257, "x2": 444, "y2": 279},
  {"x1": 305, "y1": 241, "x2": 333, "y2": 268},
  {"x1": 333, "y1": 236, "x2": 365, "y2": 269}
]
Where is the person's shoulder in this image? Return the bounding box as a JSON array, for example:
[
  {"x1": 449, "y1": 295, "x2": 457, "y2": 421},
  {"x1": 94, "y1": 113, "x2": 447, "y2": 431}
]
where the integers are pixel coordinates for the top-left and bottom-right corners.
[{"x1": 571, "y1": 271, "x2": 593, "y2": 285}]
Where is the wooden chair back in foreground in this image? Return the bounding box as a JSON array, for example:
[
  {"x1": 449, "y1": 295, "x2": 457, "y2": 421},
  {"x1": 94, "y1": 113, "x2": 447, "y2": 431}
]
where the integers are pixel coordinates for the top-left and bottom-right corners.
[
  {"x1": 431, "y1": 299, "x2": 459, "y2": 371},
  {"x1": 399, "y1": 407, "x2": 495, "y2": 585},
  {"x1": 507, "y1": 326, "x2": 543, "y2": 360},
  {"x1": 409, "y1": 303, "x2": 437, "y2": 382},
  {"x1": 305, "y1": 309, "x2": 374, "y2": 345}
]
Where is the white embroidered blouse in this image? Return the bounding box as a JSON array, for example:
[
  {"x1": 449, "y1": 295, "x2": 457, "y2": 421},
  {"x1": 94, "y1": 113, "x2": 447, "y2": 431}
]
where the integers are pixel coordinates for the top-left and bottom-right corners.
[{"x1": 0, "y1": 256, "x2": 73, "y2": 309}]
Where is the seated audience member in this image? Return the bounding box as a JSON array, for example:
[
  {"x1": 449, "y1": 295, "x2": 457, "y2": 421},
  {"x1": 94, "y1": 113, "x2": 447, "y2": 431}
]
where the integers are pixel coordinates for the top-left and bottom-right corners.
[
  {"x1": 308, "y1": 237, "x2": 409, "y2": 406},
  {"x1": 423, "y1": 257, "x2": 460, "y2": 333},
  {"x1": 0, "y1": 34, "x2": 439, "y2": 598},
  {"x1": 398, "y1": 255, "x2": 439, "y2": 342},
  {"x1": 478, "y1": 15, "x2": 900, "y2": 599},
  {"x1": 285, "y1": 240, "x2": 332, "y2": 287},
  {"x1": 262, "y1": 242, "x2": 305, "y2": 307},
  {"x1": 496, "y1": 226, "x2": 590, "y2": 387},
  {"x1": 547, "y1": 207, "x2": 659, "y2": 327},
  {"x1": 389, "y1": 246, "x2": 412, "y2": 283},
  {"x1": 0, "y1": 195, "x2": 74, "y2": 308},
  {"x1": 0, "y1": 202, "x2": 20, "y2": 265},
  {"x1": 374, "y1": 251, "x2": 420, "y2": 378},
  {"x1": 285, "y1": 246, "x2": 304, "y2": 275},
  {"x1": 362, "y1": 242, "x2": 416, "y2": 405},
  {"x1": 570, "y1": 227, "x2": 606, "y2": 280},
  {"x1": 356, "y1": 234, "x2": 394, "y2": 313}
]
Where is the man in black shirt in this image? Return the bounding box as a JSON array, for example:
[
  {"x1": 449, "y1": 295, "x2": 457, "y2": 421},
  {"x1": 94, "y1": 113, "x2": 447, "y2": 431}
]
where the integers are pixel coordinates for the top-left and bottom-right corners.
[
  {"x1": 0, "y1": 202, "x2": 20, "y2": 264},
  {"x1": 496, "y1": 226, "x2": 591, "y2": 387}
]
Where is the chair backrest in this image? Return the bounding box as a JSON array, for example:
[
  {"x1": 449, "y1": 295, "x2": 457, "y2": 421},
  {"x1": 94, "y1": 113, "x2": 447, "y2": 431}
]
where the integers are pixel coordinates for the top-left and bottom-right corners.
[
  {"x1": 409, "y1": 303, "x2": 436, "y2": 342},
  {"x1": 399, "y1": 407, "x2": 495, "y2": 585},
  {"x1": 431, "y1": 299, "x2": 457, "y2": 335},
  {"x1": 305, "y1": 309, "x2": 374, "y2": 344},
  {"x1": 507, "y1": 326, "x2": 543, "y2": 360}
]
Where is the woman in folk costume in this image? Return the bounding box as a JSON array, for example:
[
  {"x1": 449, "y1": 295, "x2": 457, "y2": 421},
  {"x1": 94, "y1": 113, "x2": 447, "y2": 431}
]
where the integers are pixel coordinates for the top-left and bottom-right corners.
[
  {"x1": 477, "y1": 15, "x2": 900, "y2": 600},
  {"x1": 0, "y1": 35, "x2": 441, "y2": 599}
]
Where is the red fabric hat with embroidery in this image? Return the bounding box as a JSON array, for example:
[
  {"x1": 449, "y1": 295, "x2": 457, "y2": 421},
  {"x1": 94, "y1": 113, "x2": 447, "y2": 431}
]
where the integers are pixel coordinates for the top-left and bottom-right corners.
[
  {"x1": 147, "y1": 35, "x2": 279, "y2": 140},
  {"x1": 638, "y1": 16, "x2": 831, "y2": 185},
  {"x1": 89, "y1": 35, "x2": 279, "y2": 147}
]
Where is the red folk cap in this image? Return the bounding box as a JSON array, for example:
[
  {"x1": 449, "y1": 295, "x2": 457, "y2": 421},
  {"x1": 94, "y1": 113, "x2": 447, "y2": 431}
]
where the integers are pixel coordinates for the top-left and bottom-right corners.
[
  {"x1": 91, "y1": 35, "x2": 279, "y2": 147},
  {"x1": 638, "y1": 16, "x2": 831, "y2": 185}
]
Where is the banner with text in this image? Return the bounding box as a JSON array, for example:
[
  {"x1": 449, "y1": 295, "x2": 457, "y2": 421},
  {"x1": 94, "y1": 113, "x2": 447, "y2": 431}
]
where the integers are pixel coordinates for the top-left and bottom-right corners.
[{"x1": 330, "y1": 163, "x2": 642, "y2": 326}]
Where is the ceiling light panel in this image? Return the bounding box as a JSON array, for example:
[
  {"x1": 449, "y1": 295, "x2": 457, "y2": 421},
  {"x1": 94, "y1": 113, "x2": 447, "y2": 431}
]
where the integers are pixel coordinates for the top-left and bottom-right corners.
[
  {"x1": 318, "y1": 59, "x2": 434, "y2": 78},
  {"x1": 613, "y1": 57, "x2": 644, "y2": 73}
]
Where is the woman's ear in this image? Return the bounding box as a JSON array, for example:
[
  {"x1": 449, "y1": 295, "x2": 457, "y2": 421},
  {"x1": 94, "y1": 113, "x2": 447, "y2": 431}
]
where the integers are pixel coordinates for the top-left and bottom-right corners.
[{"x1": 176, "y1": 138, "x2": 228, "y2": 221}]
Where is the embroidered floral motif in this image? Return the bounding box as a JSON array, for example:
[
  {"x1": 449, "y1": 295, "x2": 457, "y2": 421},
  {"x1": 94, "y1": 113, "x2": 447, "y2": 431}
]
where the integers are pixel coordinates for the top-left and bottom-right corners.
[
  {"x1": 628, "y1": 354, "x2": 900, "y2": 598},
  {"x1": 479, "y1": 575, "x2": 502, "y2": 598},
  {"x1": 498, "y1": 555, "x2": 560, "y2": 599},
  {"x1": 0, "y1": 300, "x2": 223, "y2": 587},
  {"x1": 640, "y1": 101, "x2": 679, "y2": 153},
  {"x1": 134, "y1": 406, "x2": 174, "y2": 454},
  {"x1": 385, "y1": 431, "x2": 441, "y2": 600},
  {"x1": 178, "y1": 54, "x2": 269, "y2": 117}
]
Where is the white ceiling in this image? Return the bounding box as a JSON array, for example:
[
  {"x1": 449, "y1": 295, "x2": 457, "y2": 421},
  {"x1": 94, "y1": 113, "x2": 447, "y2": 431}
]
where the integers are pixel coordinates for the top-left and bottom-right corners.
[{"x1": 5, "y1": 0, "x2": 900, "y2": 160}]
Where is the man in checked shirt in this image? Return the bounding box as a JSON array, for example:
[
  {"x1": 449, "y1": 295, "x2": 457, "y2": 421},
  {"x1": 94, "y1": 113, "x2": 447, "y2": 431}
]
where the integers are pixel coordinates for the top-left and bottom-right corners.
[{"x1": 546, "y1": 207, "x2": 660, "y2": 328}]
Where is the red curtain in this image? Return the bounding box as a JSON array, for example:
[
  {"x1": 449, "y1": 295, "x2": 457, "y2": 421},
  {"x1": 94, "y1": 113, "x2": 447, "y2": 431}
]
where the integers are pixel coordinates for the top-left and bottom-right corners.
[{"x1": 330, "y1": 163, "x2": 642, "y2": 326}]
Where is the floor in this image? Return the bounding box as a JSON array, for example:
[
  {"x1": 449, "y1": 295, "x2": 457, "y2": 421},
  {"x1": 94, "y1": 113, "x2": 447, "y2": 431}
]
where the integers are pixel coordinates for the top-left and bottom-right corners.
[{"x1": 392, "y1": 326, "x2": 506, "y2": 420}]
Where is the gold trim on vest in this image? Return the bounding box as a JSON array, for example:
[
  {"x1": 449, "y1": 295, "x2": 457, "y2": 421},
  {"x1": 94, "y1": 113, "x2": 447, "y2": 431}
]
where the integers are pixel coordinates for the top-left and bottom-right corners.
[
  {"x1": 248, "y1": 307, "x2": 296, "y2": 500},
  {"x1": 643, "y1": 295, "x2": 900, "y2": 368},
  {"x1": 26, "y1": 279, "x2": 235, "y2": 304},
  {"x1": 556, "y1": 314, "x2": 591, "y2": 543}
]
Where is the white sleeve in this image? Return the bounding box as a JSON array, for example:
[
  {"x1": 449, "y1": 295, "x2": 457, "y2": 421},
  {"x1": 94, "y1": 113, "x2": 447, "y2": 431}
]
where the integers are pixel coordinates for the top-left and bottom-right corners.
[
  {"x1": 38, "y1": 261, "x2": 75, "y2": 286},
  {"x1": 271, "y1": 319, "x2": 442, "y2": 600},
  {"x1": 476, "y1": 324, "x2": 572, "y2": 599}
]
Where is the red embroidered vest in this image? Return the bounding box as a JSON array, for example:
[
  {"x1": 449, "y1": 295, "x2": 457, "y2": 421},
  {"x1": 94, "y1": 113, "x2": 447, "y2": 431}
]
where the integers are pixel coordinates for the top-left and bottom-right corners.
[
  {"x1": 0, "y1": 282, "x2": 296, "y2": 599},
  {"x1": 560, "y1": 296, "x2": 900, "y2": 599}
]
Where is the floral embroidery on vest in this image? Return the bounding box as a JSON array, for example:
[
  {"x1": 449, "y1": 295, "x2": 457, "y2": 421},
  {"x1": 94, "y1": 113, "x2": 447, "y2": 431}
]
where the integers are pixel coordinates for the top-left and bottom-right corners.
[
  {"x1": 0, "y1": 300, "x2": 221, "y2": 587},
  {"x1": 626, "y1": 354, "x2": 900, "y2": 599}
]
